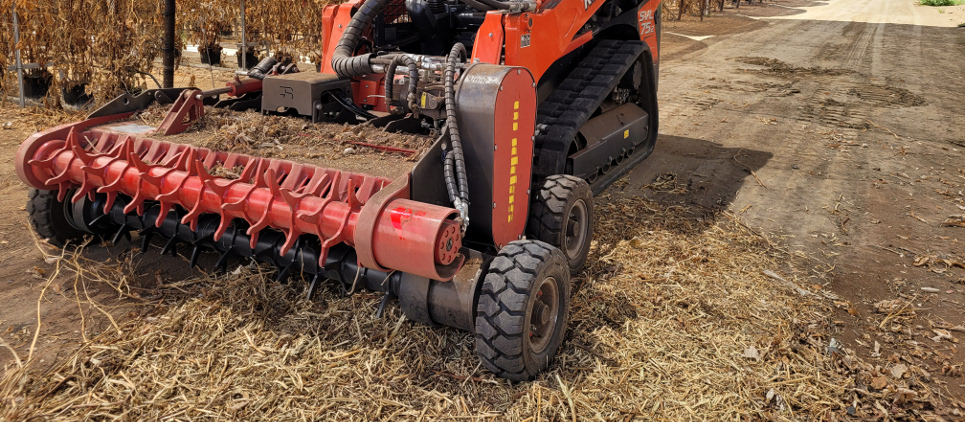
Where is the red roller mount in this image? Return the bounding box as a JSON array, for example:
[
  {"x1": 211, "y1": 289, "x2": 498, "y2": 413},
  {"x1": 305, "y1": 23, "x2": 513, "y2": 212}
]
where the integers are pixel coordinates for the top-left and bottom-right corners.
[
  {"x1": 158, "y1": 78, "x2": 264, "y2": 136},
  {"x1": 16, "y1": 120, "x2": 464, "y2": 281}
]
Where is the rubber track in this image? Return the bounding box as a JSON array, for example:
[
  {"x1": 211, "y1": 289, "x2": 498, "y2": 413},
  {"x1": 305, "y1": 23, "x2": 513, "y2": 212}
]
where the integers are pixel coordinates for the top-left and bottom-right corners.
[
  {"x1": 475, "y1": 240, "x2": 567, "y2": 381},
  {"x1": 533, "y1": 39, "x2": 647, "y2": 180}
]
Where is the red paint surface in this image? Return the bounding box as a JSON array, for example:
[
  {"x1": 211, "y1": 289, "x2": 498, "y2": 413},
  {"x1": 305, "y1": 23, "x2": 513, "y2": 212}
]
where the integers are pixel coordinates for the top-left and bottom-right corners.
[{"x1": 18, "y1": 126, "x2": 463, "y2": 280}]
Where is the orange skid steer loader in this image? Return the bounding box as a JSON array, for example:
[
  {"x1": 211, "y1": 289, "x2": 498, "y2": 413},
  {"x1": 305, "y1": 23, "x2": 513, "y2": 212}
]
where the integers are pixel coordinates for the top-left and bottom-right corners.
[{"x1": 17, "y1": 0, "x2": 661, "y2": 380}]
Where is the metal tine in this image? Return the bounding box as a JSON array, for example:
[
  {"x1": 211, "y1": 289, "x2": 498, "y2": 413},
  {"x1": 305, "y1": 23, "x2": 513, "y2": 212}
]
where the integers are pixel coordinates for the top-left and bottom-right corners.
[
  {"x1": 246, "y1": 168, "x2": 283, "y2": 248},
  {"x1": 201, "y1": 148, "x2": 219, "y2": 169},
  {"x1": 92, "y1": 131, "x2": 113, "y2": 154},
  {"x1": 275, "y1": 264, "x2": 294, "y2": 283},
  {"x1": 375, "y1": 292, "x2": 396, "y2": 319},
  {"x1": 153, "y1": 168, "x2": 187, "y2": 228},
  {"x1": 111, "y1": 223, "x2": 131, "y2": 245},
  {"x1": 306, "y1": 273, "x2": 322, "y2": 300},
  {"x1": 160, "y1": 235, "x2": 178, "y2": 257},
  {"x1": 139, "y1": 229, "x2": 155, "y2": 253},
  {"x1": 88, "y1": 212, "x2": 109, "y2": 227},
  {"x1": 122, "y1": 143, "x2": 152, "y2": 216},
  {"x1": 69, "y1": 138, "x2": 99, "y2": 202},
  {"x1": 145, "y1": 139, "x2": 168, "y2": 164},
  {"x1": 280, "y1": 163, "x2": 306, "y2": 191},
  {"x1": 214, "y1": 250, "x2": 232, "y2": 273},
  {"x1": 189, "y1": 245, "x2": 203, "y2": 269},
  {"x1": 29, "y1": 127, "x2": 79, "y2": 168},
  {"x1": 214, "y1": 229, "x2": 239, "y2": 273},
  {"x1": 180, "y1": 158, "x2": 218, "y2": 232}
]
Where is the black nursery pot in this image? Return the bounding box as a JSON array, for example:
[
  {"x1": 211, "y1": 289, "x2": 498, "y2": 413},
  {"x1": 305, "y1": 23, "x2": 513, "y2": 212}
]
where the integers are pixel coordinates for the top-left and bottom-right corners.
[
  {"x1": 23, "y1": 72, "x2": 52, "y2": 99},
  {"x1": 200, "y1": 45, "x2": 223, "y2": 66},
  {"x1": 236, "y1": 51, "x2": 259, "y2": 70},
  {"x1": 62, "y1": 83, "x2": 92, "y2": 107}
]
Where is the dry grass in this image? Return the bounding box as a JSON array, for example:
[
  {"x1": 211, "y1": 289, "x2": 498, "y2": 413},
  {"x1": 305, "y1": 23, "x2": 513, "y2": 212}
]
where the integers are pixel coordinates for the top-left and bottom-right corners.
[
  {"x1": 142, "y1": 106, "x2": 431, "y2": 179},
  {"x1": 0, "y1": 192, "x2": 955, "y2": 420}
]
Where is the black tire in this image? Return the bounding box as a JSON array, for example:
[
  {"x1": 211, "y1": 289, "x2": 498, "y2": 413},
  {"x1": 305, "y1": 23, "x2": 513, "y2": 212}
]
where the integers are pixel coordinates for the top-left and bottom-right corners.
[
  {"x1": 475, "y1": 240, "x2": 570, "y2": 381},
  {"x1": 527, "y1": 175, "x2": 594, "y2": 275},
  {"x1": 27, "y1": 188, "x2": 85, "y2": 247}
]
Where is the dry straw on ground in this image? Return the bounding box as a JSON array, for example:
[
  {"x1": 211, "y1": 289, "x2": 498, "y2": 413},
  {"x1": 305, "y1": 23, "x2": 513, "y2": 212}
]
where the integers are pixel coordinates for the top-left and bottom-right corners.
[{"x1": 2, "y1": 189, "x2": 956, "y2": 420}]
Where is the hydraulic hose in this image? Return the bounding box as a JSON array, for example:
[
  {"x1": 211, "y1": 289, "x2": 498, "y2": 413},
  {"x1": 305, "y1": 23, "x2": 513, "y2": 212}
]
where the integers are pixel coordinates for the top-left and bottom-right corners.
[
  {"x1": 385, "y1": 58, "x2": 400, "y2": 107},
  {"x1": 459, "y1": 0, "x2": 511, "y2": 9},
  {"x1": 384, "y1": 55, "x2": 421, "y2": 111},
  {"x1": 444, "y1": 149, "x2": 460, "y2": 206},
  {"x1": 444, "y1": 43, "x2": 470, "y2": 228},
  {"x1": 457, "y1": 0, "x2": 500, "y2": 10},
  {"x1": 331, "y1": 0, "x2": 390, "y2": 77}
]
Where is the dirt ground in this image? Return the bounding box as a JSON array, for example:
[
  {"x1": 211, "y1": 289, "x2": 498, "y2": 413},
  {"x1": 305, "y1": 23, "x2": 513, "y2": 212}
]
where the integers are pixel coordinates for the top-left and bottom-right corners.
[
  {"x1": 626, "y1": 0, "x2": 965, "y2": 398},
  {"x1": 1, "y1": 0, "x2": 965, "y2": 417}
]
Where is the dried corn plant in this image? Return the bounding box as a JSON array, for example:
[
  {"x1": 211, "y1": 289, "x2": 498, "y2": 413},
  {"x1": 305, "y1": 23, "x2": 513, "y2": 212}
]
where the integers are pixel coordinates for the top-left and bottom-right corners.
[
  {"x1": 178, "y1": 0, "x2": 238, "y2": 47},
  {"x1": 0, "y1": 1, "x2": 54, "y2": 100},
  {"x1": 244, "y1": 0, "x2": 333, "y2": 66},
  {"x1": 0, "y1": 0, "x2": 17, "y2": 94},
  {"x1": 82, "y1": 0, "x2": 167, "y2": 100},
  {"x1": 0, "y1": 0, "x2": 167, "y2": 104}
]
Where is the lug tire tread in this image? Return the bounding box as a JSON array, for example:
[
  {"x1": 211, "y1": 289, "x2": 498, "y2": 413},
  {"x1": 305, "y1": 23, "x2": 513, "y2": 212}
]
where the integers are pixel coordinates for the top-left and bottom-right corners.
[
  {"x1": 527, "y1": 175, "x2": 593, "y2": 274},
  {"x1": 475, "y1": 240, "x2": 570, "y2": 381},
  {"x1": 27, "y1": 188, "x2": 85, "y2": 247}
]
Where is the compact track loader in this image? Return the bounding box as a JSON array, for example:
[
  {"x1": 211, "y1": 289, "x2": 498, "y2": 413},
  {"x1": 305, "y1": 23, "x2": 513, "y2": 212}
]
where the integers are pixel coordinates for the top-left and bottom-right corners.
[{"x1": 17, "y1": 0, "x2": 661, "y2": 380}]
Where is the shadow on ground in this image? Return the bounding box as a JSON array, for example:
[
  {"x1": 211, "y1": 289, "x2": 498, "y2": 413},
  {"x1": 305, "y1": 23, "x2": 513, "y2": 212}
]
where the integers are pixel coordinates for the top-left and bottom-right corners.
[{"x1": 609, "y1": 134, "x2": 772, "y2": 210}]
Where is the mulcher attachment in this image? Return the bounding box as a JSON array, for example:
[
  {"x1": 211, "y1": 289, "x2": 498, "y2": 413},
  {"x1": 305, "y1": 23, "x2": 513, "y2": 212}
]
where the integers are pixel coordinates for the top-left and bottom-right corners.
[{"x1": 17, "y1": 122, "x2": 464, "y2": 284}]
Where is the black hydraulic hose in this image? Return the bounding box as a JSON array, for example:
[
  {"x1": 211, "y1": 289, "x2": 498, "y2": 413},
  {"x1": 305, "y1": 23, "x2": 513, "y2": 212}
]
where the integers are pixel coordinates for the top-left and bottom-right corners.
[
  {"x1": 444, "y1": 43, "x2": 470, "y2": 226},
  {"x1": 457, "y1": 0, "x2": 499, "y2": 11},
  {"x1": 384, "y1": 55, "x2": 421, "y2": 111},
  {"x1": 331, "y1": 0, "x2": 390, "y2": 78},
  {"x1": 444, "y1": 150, "x2": 460, "y2": 205},
  {"x1": 384, "y1": 57, "x2": 400, "y2": 107},
  {"x1": 471, "y1": 0, "x2": 512, "y2": 9}
]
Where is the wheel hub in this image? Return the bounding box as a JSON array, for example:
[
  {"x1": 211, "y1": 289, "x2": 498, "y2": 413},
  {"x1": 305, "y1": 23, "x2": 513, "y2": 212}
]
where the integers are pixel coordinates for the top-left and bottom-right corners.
[
  {"x1": 564, "y1": 199, "x2": 588, "y2": 261},
  {"x1": 529, "y1": 276, "x2": 560, "y2": 354}
]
